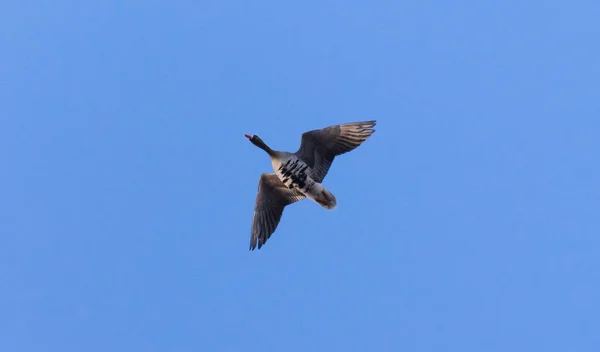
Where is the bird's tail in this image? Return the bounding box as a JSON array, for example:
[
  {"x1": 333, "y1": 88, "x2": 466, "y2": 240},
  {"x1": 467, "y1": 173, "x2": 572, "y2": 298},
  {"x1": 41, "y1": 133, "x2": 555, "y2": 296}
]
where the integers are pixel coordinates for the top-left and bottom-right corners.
[{"x1": 315, "y1": 188, "x2": 337, "y2": 210}]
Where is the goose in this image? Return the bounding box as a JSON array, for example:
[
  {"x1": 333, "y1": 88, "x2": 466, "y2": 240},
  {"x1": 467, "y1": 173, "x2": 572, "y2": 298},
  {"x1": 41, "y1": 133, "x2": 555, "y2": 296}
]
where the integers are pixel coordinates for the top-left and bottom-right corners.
[{"x1": 245, "y1": 120, "x2": 376, "y2": 250}]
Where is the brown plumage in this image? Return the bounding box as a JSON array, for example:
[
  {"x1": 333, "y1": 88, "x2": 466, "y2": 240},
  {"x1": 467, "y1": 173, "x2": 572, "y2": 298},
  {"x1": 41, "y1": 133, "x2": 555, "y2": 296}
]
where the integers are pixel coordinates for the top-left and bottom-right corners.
[
  {"x1": 249, "y1": 174, "x2": 306, "y2": 250},
  {"x1": 295, "y1": 120, "x2": 377, "y2": 182},
  {"x1": 246, "y1": 120, "x2": 376, "y2": 250}
]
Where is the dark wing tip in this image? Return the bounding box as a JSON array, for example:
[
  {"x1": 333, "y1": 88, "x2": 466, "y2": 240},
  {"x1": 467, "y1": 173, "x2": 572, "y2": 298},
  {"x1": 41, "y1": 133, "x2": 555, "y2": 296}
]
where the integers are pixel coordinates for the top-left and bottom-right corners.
[
  {"x1": 249, "y1": 233, "x2": 264, "y2": 251},
  {"x1": 344, "y1": 120, "x2": 376, "y2": 127},
  {"x1": 359, "y1": 120, "x2": 376, "y2": 129}
]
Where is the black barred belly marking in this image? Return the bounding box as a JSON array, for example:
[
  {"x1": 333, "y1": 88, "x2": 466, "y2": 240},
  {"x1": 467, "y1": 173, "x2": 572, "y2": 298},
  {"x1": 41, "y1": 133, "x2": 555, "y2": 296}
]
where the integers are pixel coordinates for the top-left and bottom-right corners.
[{"x1": 277, "y1": 158, "x2": 315, "y2": 193}]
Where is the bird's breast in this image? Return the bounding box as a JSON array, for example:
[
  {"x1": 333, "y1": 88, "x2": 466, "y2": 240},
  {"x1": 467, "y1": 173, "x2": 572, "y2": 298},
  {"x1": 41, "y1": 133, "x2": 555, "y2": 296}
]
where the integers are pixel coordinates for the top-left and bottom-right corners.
[{"x1": 274, "y1": 157, "x2": 316, "y2": 193}]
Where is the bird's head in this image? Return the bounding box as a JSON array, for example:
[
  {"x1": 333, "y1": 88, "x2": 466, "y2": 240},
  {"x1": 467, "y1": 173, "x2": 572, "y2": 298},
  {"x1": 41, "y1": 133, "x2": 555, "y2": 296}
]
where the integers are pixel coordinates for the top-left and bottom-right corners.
[
  {"x1": 244, "y1": 134, "x2": 275, "y2": 156},
  {"x1": 244, "y1": 134, "x2": 264, "y2": 146}
]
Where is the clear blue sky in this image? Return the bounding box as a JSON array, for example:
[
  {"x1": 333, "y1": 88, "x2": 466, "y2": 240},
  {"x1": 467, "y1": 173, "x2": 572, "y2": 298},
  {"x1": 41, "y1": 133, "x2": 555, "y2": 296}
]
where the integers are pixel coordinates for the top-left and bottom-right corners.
[{"x1": 2, "y1": 1, "x2": 599, "y2": 351}]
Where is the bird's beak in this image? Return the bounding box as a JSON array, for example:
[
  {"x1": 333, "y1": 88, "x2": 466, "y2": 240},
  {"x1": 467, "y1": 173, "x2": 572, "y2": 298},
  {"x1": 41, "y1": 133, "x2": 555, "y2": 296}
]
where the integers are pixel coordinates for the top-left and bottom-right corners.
[{"x1": 244, "y1": 134, "x2": 252, "y2": 139}]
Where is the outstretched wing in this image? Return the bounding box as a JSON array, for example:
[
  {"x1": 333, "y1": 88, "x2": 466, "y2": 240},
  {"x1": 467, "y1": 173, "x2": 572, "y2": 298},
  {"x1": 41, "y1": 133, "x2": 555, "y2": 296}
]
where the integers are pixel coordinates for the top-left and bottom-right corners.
[
  {"x1": 295, "y1": 120, "x2": 376, "y2": 182},
  {"x1": 249, "y1": 173, "x2": 306, "y2": 250}
]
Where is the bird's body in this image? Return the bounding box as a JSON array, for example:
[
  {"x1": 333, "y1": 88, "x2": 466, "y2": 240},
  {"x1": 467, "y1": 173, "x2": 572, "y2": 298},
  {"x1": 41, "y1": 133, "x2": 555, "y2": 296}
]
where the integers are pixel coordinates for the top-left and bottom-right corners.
[
  {"x1": 245, "y1": 120, "x2": 376, "y2": 250},
  {"x1": 272, "y1": 154, "x2": 311, "y2": 191},
  {"x1": 272, "y1": 154, "x2": 337, "y2": 209}
]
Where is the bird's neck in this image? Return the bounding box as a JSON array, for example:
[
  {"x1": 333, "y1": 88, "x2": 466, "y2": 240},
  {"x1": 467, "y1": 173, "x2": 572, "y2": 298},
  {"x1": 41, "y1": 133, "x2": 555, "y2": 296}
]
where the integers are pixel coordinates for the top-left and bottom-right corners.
[{"x1": 255, "y1": 140, "x2": 276, "y2": 157}]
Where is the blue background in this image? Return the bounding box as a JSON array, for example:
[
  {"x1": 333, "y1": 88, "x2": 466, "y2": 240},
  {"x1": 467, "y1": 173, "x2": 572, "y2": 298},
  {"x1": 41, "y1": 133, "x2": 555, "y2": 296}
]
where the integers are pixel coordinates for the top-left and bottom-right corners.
[{"x1": 2, "y1": 1, "x2": 599, "y2": 351}]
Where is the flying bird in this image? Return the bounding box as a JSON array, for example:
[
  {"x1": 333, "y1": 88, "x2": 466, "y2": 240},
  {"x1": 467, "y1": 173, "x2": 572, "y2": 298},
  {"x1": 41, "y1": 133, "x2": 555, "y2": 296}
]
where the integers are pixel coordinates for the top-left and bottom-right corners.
[{"x1": 245, "y1": 120, "x2": 376, "y2": 250}]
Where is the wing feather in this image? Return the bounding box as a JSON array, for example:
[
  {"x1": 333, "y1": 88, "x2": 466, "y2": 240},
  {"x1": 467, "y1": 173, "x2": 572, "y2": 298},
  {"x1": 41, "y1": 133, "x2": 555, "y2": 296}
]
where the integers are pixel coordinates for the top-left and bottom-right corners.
[
  {"x1": 249, "y1": 173, "x2": 305, "y2": 250},
  {"x1": 295, "y1": 120, "x2": 376, "y2": 182}
]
